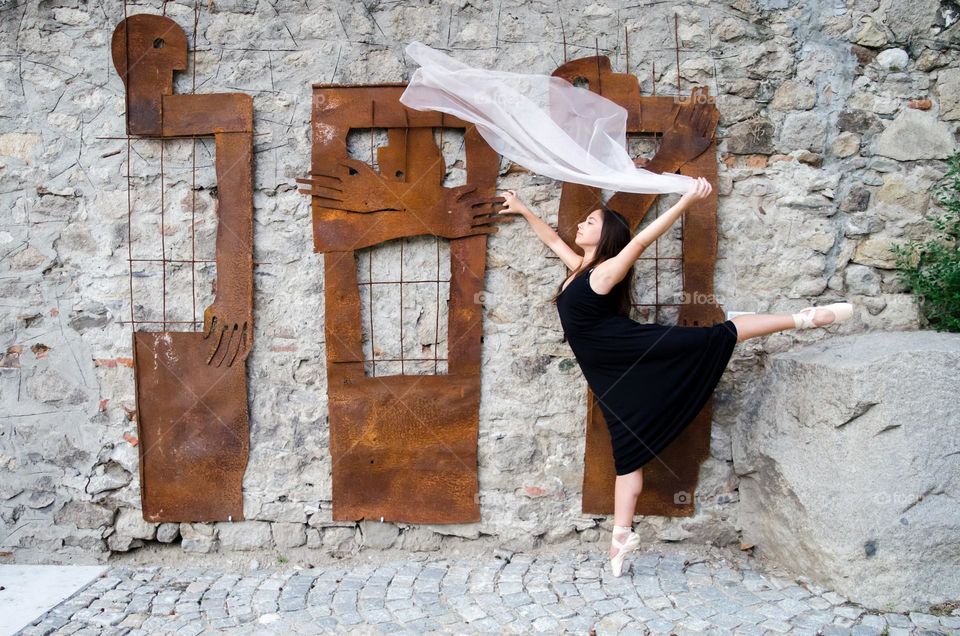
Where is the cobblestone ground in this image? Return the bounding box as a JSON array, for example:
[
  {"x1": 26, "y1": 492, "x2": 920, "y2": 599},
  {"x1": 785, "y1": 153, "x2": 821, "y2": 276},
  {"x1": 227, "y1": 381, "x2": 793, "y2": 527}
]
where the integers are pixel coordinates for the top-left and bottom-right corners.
[{"x1": 19, "y1": 548, "x2": 960, "y2": 635}]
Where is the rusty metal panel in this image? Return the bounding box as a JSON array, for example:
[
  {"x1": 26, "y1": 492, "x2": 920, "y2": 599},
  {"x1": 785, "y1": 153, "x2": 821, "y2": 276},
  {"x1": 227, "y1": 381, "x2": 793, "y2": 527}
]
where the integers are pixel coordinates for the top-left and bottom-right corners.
[
  {"x1": 203, "y1": 129, "x2": 255, "y2": 366},
  {"x1": 329, "y1": 376, "x2": 481, "y2": 524},
  {"x1": 132, "y1": 332, "x2": 249, "y2": 522},
  {"x1": 162, "y1": 94, "x2": 253, "y2": 136},
  {"x1": 300, "y1": 85, "x2": 508, "y2": 523},
  {"x1": 112, "y1": 13, "x2": 254, "y2": 522},
  {"x1": 110, "y1": 13, "x2": 187, "y2": 136},
  {"x1": 551, "y1": 57, "x2": 723, "y2": 517}
]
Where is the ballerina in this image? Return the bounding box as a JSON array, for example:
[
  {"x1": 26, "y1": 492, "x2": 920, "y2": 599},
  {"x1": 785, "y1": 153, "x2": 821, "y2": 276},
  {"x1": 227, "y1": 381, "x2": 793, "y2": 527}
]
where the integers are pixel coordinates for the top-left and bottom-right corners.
[{"x1": 497, "y1": 179, "x2": 853, "y2": 577}]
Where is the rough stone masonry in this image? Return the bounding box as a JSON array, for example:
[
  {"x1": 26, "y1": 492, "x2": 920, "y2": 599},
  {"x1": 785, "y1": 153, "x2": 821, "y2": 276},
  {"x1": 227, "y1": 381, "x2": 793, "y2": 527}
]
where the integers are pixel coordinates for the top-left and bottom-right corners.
[{"x1": 0, "y1": 0, "x2": 957, "y2": 572}]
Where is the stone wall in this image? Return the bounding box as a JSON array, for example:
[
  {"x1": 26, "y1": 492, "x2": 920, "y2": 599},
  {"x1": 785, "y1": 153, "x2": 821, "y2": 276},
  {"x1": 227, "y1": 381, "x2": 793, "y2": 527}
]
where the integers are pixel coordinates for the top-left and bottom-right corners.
[{"x1": 1, "y1": 0, "x2": 956, "y2": 565}]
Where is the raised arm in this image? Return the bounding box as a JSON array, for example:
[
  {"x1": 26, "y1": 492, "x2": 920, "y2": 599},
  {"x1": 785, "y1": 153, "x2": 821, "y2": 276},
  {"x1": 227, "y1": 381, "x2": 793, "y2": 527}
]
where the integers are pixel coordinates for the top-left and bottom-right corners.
[
  {"x1": 592, "y1": 178, "x2": 712, "y2": 293},
  {"x1": 498, "y1": 189, "x2": 582, "y2": 270}
]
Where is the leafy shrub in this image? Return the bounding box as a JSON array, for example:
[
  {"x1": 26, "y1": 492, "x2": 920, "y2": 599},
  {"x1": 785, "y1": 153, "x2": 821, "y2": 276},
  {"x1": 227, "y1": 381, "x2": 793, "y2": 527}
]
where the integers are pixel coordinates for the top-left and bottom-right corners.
[{"x1": 890, "y1": 151, "x2": 960, "y2": 332}]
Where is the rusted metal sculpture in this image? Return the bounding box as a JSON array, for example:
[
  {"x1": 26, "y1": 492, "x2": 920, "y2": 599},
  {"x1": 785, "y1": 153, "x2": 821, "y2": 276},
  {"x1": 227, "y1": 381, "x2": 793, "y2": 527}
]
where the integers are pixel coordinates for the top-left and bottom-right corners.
[
  {"x1": 297, "y1": 85, "x2": 509, "y2": 523},
  {"x1": 112, "y1": 14, "x2": 254, "y2": 522},
  {"x1": 552, "y1": 57, "x2": 722, "y2": 517}
]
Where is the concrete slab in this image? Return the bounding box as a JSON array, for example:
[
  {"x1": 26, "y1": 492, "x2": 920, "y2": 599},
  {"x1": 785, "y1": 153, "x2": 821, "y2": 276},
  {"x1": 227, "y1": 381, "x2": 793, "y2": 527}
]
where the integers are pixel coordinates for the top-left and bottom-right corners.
[{"x1": 0, "y1": 565, "x2": 108, "y2": 636}]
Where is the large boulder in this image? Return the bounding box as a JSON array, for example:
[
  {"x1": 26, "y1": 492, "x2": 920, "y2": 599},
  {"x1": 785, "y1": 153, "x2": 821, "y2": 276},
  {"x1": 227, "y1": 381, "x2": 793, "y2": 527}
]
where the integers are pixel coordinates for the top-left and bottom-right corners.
[{"x1": 733, "y1": 330, "x2": 960, "y2": 611}]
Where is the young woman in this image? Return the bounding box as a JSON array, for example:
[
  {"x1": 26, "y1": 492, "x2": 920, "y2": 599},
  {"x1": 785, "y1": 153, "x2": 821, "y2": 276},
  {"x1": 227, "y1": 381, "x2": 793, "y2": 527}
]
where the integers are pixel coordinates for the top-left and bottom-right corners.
[{"x1": 497, "y1": 178, "x2": 853, "y2": 577}]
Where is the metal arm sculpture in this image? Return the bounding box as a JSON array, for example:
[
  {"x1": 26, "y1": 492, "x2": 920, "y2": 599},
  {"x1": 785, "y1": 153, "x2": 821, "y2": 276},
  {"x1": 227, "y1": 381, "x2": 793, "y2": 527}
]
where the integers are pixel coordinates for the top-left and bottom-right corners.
[
  {"x1": 298, "y1": 113, "x2": 506, "y2": 247},
  {"x1": 551, "y1": 57, "x2": 722, "y2": 517},
  {"x1": 112, "y1": 14, "x2": 254, "y2": 522}
]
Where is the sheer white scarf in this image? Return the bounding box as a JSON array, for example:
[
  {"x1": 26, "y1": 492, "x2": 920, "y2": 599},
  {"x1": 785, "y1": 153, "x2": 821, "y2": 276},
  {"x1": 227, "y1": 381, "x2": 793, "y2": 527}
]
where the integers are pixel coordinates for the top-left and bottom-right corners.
[{"x1": 398, "y1": 41, "x2": 696, "y2": 196}]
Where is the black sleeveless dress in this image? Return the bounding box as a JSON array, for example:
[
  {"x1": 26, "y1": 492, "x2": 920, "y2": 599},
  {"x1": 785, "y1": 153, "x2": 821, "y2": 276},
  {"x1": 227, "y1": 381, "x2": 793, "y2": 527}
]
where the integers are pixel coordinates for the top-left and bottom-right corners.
[{"x1": 556, "y1": 267, "x2": 739, "y2": 475}]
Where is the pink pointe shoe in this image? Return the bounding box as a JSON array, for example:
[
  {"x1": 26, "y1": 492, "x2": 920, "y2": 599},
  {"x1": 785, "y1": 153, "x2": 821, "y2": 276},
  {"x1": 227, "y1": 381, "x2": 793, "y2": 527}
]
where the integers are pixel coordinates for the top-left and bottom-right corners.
[
  {"x1": 792, "y1": 302, "x2": 854, "y2": 330},
  {"x1": 609, "y1": 525, "x2": 641, "y2": 577}
]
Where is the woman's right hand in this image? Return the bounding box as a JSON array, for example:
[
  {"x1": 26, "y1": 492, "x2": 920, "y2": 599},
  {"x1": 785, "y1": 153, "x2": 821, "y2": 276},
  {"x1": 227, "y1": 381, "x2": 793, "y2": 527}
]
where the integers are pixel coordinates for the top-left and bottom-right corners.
[
  {"x1": 498, "y1": 189, "x2": 530, "y2": 215},
  {"x1": 678, "y1": 177, "x2": 713, "y2": 209}
]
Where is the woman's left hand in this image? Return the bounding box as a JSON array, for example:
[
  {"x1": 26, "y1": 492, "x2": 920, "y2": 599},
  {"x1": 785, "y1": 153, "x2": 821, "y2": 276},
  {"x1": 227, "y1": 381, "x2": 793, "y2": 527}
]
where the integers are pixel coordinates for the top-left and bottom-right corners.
[
  {"x1": 498, "y1": 189, "x2": 530, "y2": 216},
  {"x1": 678, "y1": 177, "x2": 712, "y2": 208}
]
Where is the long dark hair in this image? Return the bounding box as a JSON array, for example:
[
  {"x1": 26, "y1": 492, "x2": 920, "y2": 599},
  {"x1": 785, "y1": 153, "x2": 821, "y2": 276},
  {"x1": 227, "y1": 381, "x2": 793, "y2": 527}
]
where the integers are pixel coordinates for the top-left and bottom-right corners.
[{"x1": 550, "y1": 202, "x2": 634, "y2": 318}]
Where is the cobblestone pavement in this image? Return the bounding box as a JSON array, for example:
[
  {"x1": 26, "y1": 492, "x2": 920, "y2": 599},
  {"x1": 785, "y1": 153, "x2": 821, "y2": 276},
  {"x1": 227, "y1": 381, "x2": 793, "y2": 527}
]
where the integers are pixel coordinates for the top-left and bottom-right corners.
[{"x1": 19, "y1": 548, "x2": 960, "y2": 635}]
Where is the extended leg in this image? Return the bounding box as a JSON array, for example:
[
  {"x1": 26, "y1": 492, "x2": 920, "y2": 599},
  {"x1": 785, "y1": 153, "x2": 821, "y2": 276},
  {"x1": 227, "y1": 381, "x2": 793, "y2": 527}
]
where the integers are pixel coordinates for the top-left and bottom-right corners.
[
  {"x1": 610, "y1": 467, "x2": 643, "y2": 558},
  {"x1": 730, "y1": 313, "x2": 795, "y2": 343},
  {"x1": 731, "y1": 306, "x2": 848, "y2": 343}
]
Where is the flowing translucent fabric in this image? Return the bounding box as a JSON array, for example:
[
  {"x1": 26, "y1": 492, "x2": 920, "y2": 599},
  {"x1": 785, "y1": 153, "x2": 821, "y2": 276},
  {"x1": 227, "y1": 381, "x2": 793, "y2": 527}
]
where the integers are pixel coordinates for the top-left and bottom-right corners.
[{"x1": 398, "y1": 41, "x2": 696, "y2": 196}]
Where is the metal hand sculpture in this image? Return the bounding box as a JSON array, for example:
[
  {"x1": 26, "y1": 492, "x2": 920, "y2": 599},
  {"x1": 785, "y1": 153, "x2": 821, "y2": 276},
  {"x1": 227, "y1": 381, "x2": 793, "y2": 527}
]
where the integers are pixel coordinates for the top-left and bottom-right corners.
[
  {"x1": 301, "y1": 168, "x2": 505, "y2": 241},
  {"x1": 112, "y1": 13, "x2": 253, "y2": 522},
  {"x1": 551, "y1": 57, "x2": 722, "y2": 518},
  {"x1": 660, "y1": 86, "x2": 720, "y2": 163},
  {"x1": 298, "y1": 126, "x2": 509, "y2": 245}
]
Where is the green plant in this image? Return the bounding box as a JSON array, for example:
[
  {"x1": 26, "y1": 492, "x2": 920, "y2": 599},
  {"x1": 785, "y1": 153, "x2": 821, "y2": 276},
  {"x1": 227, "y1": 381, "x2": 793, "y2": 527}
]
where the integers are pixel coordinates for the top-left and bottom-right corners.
[
  {"x1": 277, "y1": 554, "x2": 289, "y2": 564},
  {"x1": 890, "y1": 151, "x2": 960, "y2": 332}
]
